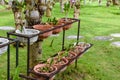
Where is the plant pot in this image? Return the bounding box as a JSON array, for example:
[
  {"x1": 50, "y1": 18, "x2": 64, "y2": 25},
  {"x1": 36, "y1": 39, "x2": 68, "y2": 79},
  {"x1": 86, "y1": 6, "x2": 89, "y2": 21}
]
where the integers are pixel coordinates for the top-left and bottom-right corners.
[
  {"x1": 33, "y1": 24, "x2": 52, "y2": 40},
  {"x1": 59, "y1": 18, "x2": 73, "y2": 30},
  {"x1": 0, "y1": 38, "x2": 9, "y2": 55},
  {"x1": 73, "y1": 45, "x2": 85, "y2": 54},
  {"x1": 77, "y1": 42, "x2": 91, "y2": 49},
  {"x1": 73, "y1": 42, "x2": 91, "y2": 54},
  {"x1": 66, "y1": 51, "x2": 77, "y2": 64},
  {"x1": 33, "y1": 63, "x2": 57, "y2": 79},
  {"x1": 17, "y1": 29, "x2": 40, "y2": 45},
  {"x1": 52, "y1": 23, "x2": 63, "y2": 34},
  {"x1": 53, "y1": 57, "x2": 68, "y2": 72},
  {"x1": 68, "y1": 51, "x2": 77, "y2": 59}
]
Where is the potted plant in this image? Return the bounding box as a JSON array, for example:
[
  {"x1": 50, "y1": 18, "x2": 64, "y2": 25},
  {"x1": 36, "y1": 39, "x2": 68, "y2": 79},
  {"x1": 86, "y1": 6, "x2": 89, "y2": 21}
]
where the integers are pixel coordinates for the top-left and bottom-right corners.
[
  {"x1": 52, "y1": 51, "x2": 69, "y2": 72},
  {"x1": 65, "y1": 51, "x2": 77, "y2": 65},
  {"x1": 71, "y1": 42, "x2": 91, "y2": 55},
  {"x1": 33, "y1": 59, "x2": 57, "y2": 80},
  {"x1": 16, "y1": 27, "x2": 40, "y2": 45},
  {"x1": 47, "y1": 17, "x2": 63, "y2": 34},
  {"x1": 0, "y1": 38, "x2": 9, "y2": 55},
  {"x1": 33, "y1": 23, "x2": 53, "y2": 40},
  {"x1": 53, "y1": 57, "x2": 68, "y2": 72},
  {"x1": 59, "y1": 3, "x2": 73, "y2": 30}
]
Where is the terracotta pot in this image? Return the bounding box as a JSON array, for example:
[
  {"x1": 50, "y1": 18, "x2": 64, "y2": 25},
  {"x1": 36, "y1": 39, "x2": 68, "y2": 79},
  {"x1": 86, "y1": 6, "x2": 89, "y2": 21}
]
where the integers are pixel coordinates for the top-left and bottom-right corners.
[
  {"x1": 66, "y1": 51, "x2": 77, "y2": 64},
  {"x1": 33, "y1": 24, "x2": 52, "y2": 40},
  {"x1": 68, "y1": 51, "x2": 77, "y2": 59},
  {"x1": 52, "y1": 23, "x2": 63, "y2": 34},
  {"x1": 33, "y1": 63, "x2": 57, "y2": 79},
  {"x1": 59, "y1": 18, "x2": 72, "y2": 30},
  {"x1": 77, "y1": 42, "x2": 91, "y2": 48},
  {"x1": 53, "y1": 57, "x2": 68, "y2": 72},
  {"x1": 74, "y1": 45, "x2": 85, "y2": 54}
]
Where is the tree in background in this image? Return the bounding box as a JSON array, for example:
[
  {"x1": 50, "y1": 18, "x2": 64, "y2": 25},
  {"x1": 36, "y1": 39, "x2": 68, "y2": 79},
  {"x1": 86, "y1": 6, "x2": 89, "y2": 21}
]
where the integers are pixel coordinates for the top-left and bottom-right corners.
[
  {"x1": 74, "y1": 0, "x2": 80, "y2": 19},
  {"x1": 112, "y1": 0, "x2": 119, "y2": 5},
  {"x1": 1, "y1": 0, "x2": 53, "y2": 68},
  {"x1": 0, "y1": 0, "x2": 80, "y2": 68}
]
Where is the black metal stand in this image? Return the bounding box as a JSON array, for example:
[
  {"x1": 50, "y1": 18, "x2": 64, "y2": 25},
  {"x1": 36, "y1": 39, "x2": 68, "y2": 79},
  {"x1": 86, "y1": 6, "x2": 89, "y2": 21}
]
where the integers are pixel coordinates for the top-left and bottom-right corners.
[
  {"x1": 27, "y1": 38, "x2": 30, "y2": 76},
  {"x1": 75, "y1": 19, "x2": 81, "y2": 68},
  {"x1": 62, "y1": 30, "x2": 66, "y2": 51},
  {"x1": 7, "y1": 18, "x2": 81, "y2": 79},
  {"x1": 0, "y1": 36, "x2": 19, "y2": 80},
  {"x1": 7, "y1": 31, "x2": 35, "y2": 76},
  {"x1": 20, "y1": 44, "x2": 93, "y2": 80}
]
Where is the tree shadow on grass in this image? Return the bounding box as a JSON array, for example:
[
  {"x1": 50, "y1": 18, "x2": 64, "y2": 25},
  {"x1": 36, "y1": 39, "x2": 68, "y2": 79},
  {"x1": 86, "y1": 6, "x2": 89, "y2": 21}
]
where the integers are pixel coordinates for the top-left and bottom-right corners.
[{"x1": 112, "y1": 12, "x2": 120, "y2": 15}]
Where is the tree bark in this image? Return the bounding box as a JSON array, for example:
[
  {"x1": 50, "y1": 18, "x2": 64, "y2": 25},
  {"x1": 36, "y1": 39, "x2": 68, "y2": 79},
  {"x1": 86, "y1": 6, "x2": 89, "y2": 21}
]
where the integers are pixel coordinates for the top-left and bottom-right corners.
[
  {"x1": 74, "y1": 7, "x2": 80, "y2": 19},
  {"x1": 112, "y1": 0, "x2": 119, "y2": 5},
  {"x1": 98, "y1": 0, "x2": 102, "y2": 6},
  {"x1": 60, "y1": 0, "x2": 64, "y2": 12},
  {"x1": 25, "y1": 0, "x2": 45, "y2": 68},
  {"x1": 0, "y1": 0, "x2": 7, "y2": 5},
  {"x1": 30, "y1": 40, "x2": 43, "y2": 67}
]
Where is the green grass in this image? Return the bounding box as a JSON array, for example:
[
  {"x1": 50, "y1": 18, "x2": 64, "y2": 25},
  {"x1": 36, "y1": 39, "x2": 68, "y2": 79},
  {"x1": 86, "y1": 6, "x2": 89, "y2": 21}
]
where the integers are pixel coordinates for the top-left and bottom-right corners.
[{"x1": 1, "y1": 1, "x2": 120, "y2": 80}]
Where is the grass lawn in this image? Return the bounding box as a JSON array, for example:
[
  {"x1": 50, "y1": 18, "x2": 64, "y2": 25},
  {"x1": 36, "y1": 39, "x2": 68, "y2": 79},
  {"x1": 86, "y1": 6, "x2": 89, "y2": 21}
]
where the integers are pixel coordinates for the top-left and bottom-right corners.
[{"x1": 0, "y1": 1, "x2": 120, "y2": 80}]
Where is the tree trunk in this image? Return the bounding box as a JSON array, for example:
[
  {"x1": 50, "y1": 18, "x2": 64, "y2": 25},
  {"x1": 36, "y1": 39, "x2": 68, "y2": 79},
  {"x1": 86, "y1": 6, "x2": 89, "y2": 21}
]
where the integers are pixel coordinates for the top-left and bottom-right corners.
[
  {"x1": 74, "y1": 7, "x2": 80, "y2": 19},
  {"x1": 60, "y1": 0, "x2": 64, "y2": 12},
  {"x1": 84, "y1": 0, "x2": 86, "y2": 5},
  {"x1": 112, "y1": 0, "x2": 119, "y2": 5},
  {"x1": 98, "y1": 0, "x2": 102, "y2": 6},
  {"x1": 25, "y1": 0, "x2": 45, "y2": 68},
  {"x1": 0, "y1": 0, "x2": 5, "y2": 5},
  {"x1": 74, "y1": 0, "x2": 80, "y2": 19},
  {"x1": 0, "y1": 0, "x2": 7, "y2": 5},
  {"x1": 106, "y1": 0, "x2": 112, "y2": 7},
  {"x1": 30, "y1": 41, "x2": 43, "y2": 67}
]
